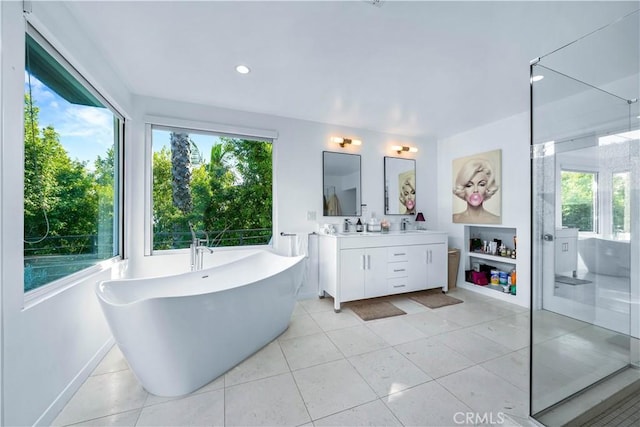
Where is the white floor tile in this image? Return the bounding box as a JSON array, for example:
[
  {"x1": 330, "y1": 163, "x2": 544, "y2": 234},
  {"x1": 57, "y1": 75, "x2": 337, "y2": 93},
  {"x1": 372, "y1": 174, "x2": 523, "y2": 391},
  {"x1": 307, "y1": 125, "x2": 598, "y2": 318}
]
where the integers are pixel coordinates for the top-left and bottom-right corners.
[
  {"x1": 326, "y1": 325, "x2": 388, "y2": 357},
  {"x1": 313, "y1": 399, "x2": 402, "y2": 426},
  {"x1": 434, "y1": 329, "x2": 513, "y2": 364},
  {"x1": 348, "y1": 347, "x2": 431, "y2": 397},
  {"x1": 433, "y1": 300, "x2": 516, "y2": 327},
  {"x1": 469, "y1": 315, "x2": 530, "y2": 351},
  {"x1": 384, "y1": 380, "x2": 473, "y2": 427},
  {"x1": 92, "y1": 345, "x2": 129, "y2": 376},
  {"x1": 224, "y1": 373, "x2": 310, "y2": 426},
  {"x1": 395, "y1": 337, "x2": 475, "y2": 379},
  {"x1": 292, "y1": 301, "x2": 306, "y2": 317},
  {"x1": 136, "y1": 389, "x2": 224, "y2": 426},
  {"x1": 144, "y1": 375, "x2": 225, "y2": 407},
  {"x1": 365, "y1": 316, "x2": 426, "y2": 346},
  {"x1": 299, "y1": 296, "x2": 335, "y2": 313},
  {"x1": 279, "y1": 332, "x2": 343, "y2": 370},
  {"x1": 278, "y1": 312, "x2": 323, "y2": 340},
  {"x1": 55, "y1": 285, "x2": 634, "y2": 427},
  {"x1": 53, "y1": 370, "x2": 148, "y2": 426},
  {"x1": 437, "y1": 365, "x2": 529, "y2": 418},
  {"x1": 403, "y1": 310, "x2": 464, "y2": 337},
  {"x1": 224, "y1": 341, "x2": 289, "y2": 386},
  {"x1": 481, "y1": 349, "x2": 530, "y2": 392},
  {"x1": 67, "y1": 409, "x2": 140, "y2": 427},
  {"x1": 293, "y1": 359, "x2": 377, "y2": 420},
  {"x1": 531, "y1": 309, "x2": 589, "y2": 343},
  {"x1": 309, "y1": 309, "x2": 362, "y2": 332}
]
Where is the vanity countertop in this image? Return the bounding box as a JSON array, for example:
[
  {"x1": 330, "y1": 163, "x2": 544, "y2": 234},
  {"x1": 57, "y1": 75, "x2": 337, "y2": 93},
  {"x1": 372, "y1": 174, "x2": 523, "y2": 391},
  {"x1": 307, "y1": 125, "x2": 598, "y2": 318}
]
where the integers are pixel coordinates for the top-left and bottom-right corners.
[
  {"x1": 321, "y1": 230, "x2": 445, "y2": 239},
  {"x1": 327, "y1": 230, "x2": 445, "y2": 237}
]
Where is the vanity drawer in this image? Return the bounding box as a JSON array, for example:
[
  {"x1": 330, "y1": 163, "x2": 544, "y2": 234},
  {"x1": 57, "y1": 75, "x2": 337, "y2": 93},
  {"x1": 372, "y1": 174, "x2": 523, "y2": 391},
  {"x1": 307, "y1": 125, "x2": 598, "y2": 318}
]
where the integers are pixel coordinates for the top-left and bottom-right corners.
[
  {"x1": 388, "y1": 277, "x2": 409, "y2": 292},
  {"x1": 387, "y1": 247, "x2": 409, "y2": 262},
  {"x1": 387, "y1": 262, "x2": 409, "y2": 278}
]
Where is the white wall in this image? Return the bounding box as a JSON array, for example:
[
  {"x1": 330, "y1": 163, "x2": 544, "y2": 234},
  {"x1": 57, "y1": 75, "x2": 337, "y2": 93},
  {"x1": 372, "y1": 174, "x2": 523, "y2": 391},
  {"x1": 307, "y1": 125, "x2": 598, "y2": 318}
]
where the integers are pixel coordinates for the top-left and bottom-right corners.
[
  {"x1": 437, "y1": 112, "x2": 531, "y2": 307},
  {"x1": 2, "y1": 4, "x2": 439, "y2": 424},
  {"x1": 0, "y1": 3, "x2": 132, "y2": 426},
  {"x1": 127, "y1": 95, "x2": 438, "y2": 299}
]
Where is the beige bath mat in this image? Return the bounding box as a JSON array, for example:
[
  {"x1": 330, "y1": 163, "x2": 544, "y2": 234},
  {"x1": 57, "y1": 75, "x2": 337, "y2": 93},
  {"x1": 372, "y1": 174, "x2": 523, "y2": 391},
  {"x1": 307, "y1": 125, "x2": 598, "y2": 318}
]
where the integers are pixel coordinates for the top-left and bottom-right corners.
[
  {"x1": 346, "y1": 300, "x2": 406, "y2": 321},
  {"x1": 408, "y1": 289, "x2": 463, "y2": 309}
]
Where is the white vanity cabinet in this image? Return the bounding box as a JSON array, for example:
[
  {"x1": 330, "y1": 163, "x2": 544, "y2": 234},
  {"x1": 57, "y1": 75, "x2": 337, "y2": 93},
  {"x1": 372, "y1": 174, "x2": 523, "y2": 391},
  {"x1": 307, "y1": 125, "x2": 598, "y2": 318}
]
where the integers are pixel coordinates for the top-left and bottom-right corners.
[
  {"x1": 339, "y1": 247, "x2": 387, "y2": 300},
  {"x1": 319, "y1": 231, "x2": 448, "y2": 312},
  {"x1": 407, "y1": 243, "x2": 447, "y2": 292},
  {"x1": 555, "y1": 227, "x2": 578, "y2": 277}
]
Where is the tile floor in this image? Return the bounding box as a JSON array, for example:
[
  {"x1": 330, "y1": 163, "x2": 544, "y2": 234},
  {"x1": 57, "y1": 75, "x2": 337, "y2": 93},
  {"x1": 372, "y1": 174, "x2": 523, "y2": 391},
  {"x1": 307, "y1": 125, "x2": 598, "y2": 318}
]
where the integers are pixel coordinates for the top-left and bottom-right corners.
[{"x1": 53, "y1": 288, "x2": 539, "y2": 426}]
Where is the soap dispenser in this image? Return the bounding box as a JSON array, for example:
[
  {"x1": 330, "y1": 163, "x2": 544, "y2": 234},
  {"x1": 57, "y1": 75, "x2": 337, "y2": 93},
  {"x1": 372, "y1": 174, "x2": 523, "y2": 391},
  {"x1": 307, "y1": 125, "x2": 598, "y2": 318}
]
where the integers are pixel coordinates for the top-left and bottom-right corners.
[{"x1": 356, "y1": 218, "x2": 363, "y2": 232}]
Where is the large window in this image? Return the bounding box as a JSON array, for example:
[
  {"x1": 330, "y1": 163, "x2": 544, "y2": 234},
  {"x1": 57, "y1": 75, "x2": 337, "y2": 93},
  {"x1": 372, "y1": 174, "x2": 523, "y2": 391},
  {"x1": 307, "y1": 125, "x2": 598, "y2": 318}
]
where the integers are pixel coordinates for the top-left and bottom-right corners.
[
  {"x1": 23, "y1": 30, "x2": 122, "y2": 292},
  {"x1": 560, "y1": 170, "x2": 598, "y2": 232},
  {"x1": 612, "y1": 171, "x2": 630, "y2": 238},
  {"x1": 151, "y1": 126, "x2": 272, "y2": 251}
]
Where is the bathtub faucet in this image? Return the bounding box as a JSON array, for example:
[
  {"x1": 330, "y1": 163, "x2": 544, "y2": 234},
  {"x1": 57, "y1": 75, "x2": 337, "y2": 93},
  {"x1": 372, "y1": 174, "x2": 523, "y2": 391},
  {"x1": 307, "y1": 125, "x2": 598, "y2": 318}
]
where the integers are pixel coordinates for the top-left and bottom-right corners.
[
  {"x1": 192, "y1": 244, "x2": 214, "y2": 271},
  {"x1": 189, "y1": 222, "x2": 214, "y2": 271}
]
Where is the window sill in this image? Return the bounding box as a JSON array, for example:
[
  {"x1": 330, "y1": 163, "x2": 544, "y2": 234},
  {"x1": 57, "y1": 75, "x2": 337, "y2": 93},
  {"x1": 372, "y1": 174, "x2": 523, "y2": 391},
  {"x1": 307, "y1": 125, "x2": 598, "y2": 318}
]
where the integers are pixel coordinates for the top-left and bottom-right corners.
[{"x1": 23, "y1": 256, "x2": 124, "y2": 310}]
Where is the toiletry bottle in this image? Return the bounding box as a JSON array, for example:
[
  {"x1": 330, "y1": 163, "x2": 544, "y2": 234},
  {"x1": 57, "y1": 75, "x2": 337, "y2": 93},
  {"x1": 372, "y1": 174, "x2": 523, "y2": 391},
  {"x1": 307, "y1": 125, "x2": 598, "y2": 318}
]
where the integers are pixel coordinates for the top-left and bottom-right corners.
[
  {"x1": 510, "y1": 269, "x2": 517, "y2": 295},
  {"x1": 356, "y1": 218, "x2": 363, "y2": 232}
]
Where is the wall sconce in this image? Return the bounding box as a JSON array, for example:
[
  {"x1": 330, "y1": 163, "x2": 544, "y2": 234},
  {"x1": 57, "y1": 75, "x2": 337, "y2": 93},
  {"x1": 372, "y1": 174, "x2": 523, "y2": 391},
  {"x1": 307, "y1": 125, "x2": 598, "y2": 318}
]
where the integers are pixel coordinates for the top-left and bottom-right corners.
[
  {"x1": 331, "y1": 136, "x2": 362, "y2": 147},
  {"x1": 391, "y1": 145, "x2": 418, "y2": 154}
]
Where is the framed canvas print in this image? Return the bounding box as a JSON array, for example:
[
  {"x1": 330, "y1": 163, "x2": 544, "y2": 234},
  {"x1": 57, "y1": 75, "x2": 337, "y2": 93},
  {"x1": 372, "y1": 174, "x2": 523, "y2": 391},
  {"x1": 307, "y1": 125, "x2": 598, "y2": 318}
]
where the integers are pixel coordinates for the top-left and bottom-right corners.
[{"x1": 452, "y1": 149, "x2": 501, "y2": 224}]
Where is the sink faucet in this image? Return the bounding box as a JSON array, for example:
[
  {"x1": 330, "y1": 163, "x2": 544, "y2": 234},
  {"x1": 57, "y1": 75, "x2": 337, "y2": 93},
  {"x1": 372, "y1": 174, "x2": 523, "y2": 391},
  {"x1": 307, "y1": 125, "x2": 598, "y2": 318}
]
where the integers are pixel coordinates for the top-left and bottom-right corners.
[
  {"x1": 189, "y1": 222, "x2": 214, "y2": 271},
  {"x1": 401, "y1": 218, "x2": 410, "y2": 231}
]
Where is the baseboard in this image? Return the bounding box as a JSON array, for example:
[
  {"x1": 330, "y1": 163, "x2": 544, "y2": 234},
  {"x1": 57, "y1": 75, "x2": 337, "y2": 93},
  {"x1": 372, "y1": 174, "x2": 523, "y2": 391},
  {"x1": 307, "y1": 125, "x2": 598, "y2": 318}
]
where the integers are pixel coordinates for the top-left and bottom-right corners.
[{"x1": 33, "y1": 337, "x2": 115, "y2": 427}]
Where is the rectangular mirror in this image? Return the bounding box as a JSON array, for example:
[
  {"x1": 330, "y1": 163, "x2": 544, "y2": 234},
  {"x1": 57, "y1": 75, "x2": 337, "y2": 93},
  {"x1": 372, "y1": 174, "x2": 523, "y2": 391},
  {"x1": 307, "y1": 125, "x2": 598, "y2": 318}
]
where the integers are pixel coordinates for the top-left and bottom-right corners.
[
  {"x1": 384, "y1": 156, "x2": 416, "y2": 215},
  {"x1": 323, "y1": 151, "x2": 361, "y2": 216}
]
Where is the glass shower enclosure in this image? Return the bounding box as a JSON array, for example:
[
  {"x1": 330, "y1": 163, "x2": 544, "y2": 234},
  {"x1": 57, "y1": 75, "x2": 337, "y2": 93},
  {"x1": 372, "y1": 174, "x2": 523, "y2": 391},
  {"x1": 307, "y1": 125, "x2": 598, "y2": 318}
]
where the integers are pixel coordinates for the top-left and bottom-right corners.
[{"x1": 530, "y1": 9, "x2": 640, "y2": 426}]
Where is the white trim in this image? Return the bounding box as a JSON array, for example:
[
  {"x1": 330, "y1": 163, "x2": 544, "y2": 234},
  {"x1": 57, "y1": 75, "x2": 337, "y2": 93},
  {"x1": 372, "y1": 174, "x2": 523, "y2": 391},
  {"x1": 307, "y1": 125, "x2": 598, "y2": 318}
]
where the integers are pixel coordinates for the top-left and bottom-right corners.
[
  {"x1": 144, "y1": 115, "x2": 278, "y2": 140},
  {"x1": 144, "y1": 123, "x2": 153, "y2": 257},
  {"x1": 151, "y1": 243, "x2": 272, "y2": 258},
  {"x1": 145, "y1": 119, "x2": 277, "y2": 255},
  {"x1": 22, "y1": 11, "x2": 130, "y2": 120},
  {"x1": 23, "y1": 257, "x2": 122, "y2": 310}
]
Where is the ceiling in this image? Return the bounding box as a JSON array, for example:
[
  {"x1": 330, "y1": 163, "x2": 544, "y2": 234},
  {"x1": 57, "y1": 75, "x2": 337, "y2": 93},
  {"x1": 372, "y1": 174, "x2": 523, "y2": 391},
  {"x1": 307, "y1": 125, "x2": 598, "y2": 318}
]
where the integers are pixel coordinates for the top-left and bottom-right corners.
[{"x1": 64, "y1": 1, "x2": 639, "y2": 140}]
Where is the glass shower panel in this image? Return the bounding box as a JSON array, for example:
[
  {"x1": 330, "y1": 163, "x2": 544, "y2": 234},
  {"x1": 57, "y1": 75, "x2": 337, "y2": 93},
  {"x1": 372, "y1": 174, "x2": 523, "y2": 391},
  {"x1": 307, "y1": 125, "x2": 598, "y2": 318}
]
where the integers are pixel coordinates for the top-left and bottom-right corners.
[{"x1": 531, "y1": 59, "x2": 640, "y2": 423}]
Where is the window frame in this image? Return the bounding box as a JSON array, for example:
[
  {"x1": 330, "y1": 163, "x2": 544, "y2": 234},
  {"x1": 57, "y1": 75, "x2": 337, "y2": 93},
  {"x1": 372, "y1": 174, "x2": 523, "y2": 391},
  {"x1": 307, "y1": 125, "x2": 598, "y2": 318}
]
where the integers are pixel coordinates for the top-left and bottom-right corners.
[
  {"x1": 23, "y1": 25, "x2": 125, "y2": 303},
  {"x1": 144, "y1": 115, "x2": 278, "y2": 256}
]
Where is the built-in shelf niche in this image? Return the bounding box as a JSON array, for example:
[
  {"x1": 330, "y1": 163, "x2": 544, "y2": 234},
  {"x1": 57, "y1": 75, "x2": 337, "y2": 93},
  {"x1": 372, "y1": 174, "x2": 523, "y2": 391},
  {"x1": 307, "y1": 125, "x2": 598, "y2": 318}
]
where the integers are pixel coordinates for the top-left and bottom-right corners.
[{"x1": 461, "y1": 224, "x2": 521, "y2": 303}]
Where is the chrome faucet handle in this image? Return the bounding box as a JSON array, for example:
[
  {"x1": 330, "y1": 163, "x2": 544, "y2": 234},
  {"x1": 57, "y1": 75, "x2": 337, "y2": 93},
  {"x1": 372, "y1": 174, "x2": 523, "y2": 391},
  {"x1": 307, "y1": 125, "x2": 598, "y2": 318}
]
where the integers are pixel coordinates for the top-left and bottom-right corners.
[{"x1": 188, "y1": 222, "x2": 198, "y2": 242}]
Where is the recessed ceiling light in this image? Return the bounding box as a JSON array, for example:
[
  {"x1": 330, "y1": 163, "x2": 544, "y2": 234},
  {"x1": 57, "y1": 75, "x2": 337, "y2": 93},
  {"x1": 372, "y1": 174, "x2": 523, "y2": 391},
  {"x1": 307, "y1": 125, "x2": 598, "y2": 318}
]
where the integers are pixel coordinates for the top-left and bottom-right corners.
[
  {"x1": 531, "y1": 75, "x2": 544, "y2": 82},
  {"x1": 235, "y1": 65, "x2": 250, "y2": 74}
]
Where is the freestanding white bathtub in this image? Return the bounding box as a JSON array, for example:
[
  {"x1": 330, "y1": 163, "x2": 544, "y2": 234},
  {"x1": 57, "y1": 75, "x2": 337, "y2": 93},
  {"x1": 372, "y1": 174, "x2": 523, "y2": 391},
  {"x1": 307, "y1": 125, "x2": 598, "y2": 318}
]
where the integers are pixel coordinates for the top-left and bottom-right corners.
[{"x1": 96, "y1": 249, "x2": 306, "y2": 397}]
